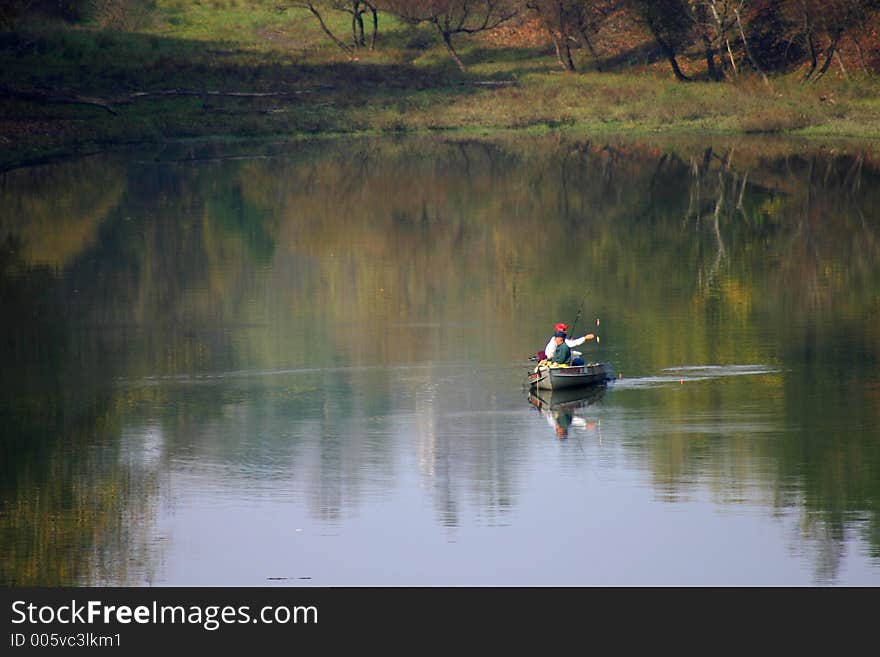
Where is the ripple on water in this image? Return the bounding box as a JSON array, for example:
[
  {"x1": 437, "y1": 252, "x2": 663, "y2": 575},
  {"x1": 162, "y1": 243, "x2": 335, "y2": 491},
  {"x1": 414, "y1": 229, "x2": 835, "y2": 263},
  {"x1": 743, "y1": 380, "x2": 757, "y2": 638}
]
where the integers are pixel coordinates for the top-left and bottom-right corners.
[{"x1": 612, "y1": 364, "x2": 779, "y2": 389}]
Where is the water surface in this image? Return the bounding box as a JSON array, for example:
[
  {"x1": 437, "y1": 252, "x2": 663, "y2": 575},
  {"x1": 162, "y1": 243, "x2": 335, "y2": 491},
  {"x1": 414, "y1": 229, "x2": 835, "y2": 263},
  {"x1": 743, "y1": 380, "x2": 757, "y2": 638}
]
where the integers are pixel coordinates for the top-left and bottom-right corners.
[{"x1": 2, "y1": 135, "x2": 879, "y2": 586}]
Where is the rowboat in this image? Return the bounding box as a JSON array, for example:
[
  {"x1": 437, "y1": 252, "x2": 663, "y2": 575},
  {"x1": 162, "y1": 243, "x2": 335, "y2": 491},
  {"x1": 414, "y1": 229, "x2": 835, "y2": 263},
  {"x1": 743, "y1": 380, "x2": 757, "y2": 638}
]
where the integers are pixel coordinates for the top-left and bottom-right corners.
[{"x1": 528, "y1": 362, "x2": 612, "y2": 391}]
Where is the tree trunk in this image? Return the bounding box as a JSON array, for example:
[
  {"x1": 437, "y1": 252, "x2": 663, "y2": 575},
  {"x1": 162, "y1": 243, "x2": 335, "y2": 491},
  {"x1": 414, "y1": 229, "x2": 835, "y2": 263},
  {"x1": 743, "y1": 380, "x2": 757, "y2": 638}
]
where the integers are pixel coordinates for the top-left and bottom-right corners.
[
  {"x1": 812, "y1": 38, "x2": 839, "y2": 81},
  {"x1": 556, "y1": 7, "x2": 575, "y2": 72},
  {"x1": 835, "y1": 50, "x2": 848, "y2": 78},
  {"x1": 438, "y1": 27, "x2": 466, "y2": 72},
  {"x1": 551, "y1": 33, "x2": 569, "y2": 70},
  {"x1": 647, "y1": 21, "x2": 690, "y2": 82},
  {"x1": 734, "y1": 8, "x2": 769, "y2": 86},
  {"x1": 579, "y1": 28, "x2": 602, "y2": 72},
  {"x1": 562, "y1": 38, "x2": 575, "y2": 71},
  {"x1": 549, "y1": 30, "x2": 565, "y2": 71},
  {"x1": 851, "y1": 36, "x2": 870, "y2": 75},
  {"x1": 368, "y1": 4, "x2": 378, "y2": 51},
  {"x1": 706, "y1": 0, "x2": 735, "y2": 77},
  {"x1": 724, "y1": 36, "x2": 738, "y2": 77},
  {"x1": 695, "y1": 3, "x2": 720, "y2": 81},
  {"x1": 666, "y1": 48, "x2": 690, "y2": 82},
  {"x1": 356, "y1": 10, "x2": 366, "y2": 47},
  {"x1": 307, "y1": 4, "x2": 353, "y2": 55},
  {"x1": 801, "y1": 4, "x2": 818, "y2": 80},
  {"x1": 702, "y1": 35, "x2": 720, "y2": 81}
]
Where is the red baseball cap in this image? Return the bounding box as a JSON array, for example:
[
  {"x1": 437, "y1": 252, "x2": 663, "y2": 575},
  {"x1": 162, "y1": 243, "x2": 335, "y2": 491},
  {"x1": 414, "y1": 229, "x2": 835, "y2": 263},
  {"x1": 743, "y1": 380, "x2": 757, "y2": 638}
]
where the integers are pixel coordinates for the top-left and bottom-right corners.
[{"x1": 554, "y1": 323, "x2": 568, "y2": 332}]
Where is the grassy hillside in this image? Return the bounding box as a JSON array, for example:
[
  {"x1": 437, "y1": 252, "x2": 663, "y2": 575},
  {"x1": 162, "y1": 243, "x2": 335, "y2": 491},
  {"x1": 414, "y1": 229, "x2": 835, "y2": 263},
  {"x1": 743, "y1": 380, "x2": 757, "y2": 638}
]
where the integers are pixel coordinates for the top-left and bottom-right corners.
[{"x1": 1, "y1": 0, "x2": 878, "y2": 170}]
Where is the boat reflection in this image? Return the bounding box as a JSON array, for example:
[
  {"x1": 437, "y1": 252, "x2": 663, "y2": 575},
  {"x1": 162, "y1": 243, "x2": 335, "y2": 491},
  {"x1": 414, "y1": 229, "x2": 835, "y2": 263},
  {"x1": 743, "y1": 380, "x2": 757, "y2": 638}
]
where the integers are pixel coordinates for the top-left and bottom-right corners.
[{"x1": 528, "y1": 386, "x2": 606, "y2": 440}]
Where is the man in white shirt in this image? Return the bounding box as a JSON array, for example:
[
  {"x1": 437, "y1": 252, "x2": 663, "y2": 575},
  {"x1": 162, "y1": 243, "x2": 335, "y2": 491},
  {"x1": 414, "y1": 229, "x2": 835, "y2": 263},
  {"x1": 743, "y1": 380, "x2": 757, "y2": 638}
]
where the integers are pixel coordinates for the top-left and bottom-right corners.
[{"x1": 543, "y1": 322, "x2": 596, "y2": 363}]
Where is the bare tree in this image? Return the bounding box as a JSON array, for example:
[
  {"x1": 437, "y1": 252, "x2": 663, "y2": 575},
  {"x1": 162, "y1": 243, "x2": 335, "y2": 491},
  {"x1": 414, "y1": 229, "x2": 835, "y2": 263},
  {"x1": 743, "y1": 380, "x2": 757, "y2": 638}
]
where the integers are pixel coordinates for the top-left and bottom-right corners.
[
  {"x1": 282, "y1": 1, "x2": 380, "y2": 54},
  {"x1": 283, "y1": 1, "x2": 354, "y2": 55},
  {"x1": 528, "y1": 0, "x2": 579, "y2": 71},
  {"x1": 686, "y1": 1, "x2": 767, "y2": 83},
  {"x1": 526, "y1": 1, "x2": 615, "y2": 71},
  {"x1": 687, "y1": 1, "x2": 740, "y2": 78},
  {"x1": 330, "y1": 0, "x2": 380, "y2": 50},
  {"x1": 731, "y1": 2, "x2": 769, "y2": 84},
  {"x1": 380, "y1": 0, "x2": 519, "y2": 71},
  {"x1": 687, "y1": 0, "x2": 723, "y2": 79},
  {"x1": 796, "y1": 0, "x2": 862, "y2": 82}
]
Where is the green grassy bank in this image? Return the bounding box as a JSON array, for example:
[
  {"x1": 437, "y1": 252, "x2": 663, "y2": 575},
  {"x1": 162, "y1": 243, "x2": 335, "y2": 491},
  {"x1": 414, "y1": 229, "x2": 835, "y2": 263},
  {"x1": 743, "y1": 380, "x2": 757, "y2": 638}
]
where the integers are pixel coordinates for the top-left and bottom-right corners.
[{"x1": 2, "y1": 1, "x2": 879, "y2": 170}]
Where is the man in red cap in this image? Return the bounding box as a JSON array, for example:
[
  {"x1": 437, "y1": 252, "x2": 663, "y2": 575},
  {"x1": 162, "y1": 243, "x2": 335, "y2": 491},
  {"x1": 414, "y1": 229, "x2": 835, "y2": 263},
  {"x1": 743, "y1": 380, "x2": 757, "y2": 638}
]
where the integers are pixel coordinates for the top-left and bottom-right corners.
[{"x1": 543, "y1": 322, "x2": 596, "y2": 364}]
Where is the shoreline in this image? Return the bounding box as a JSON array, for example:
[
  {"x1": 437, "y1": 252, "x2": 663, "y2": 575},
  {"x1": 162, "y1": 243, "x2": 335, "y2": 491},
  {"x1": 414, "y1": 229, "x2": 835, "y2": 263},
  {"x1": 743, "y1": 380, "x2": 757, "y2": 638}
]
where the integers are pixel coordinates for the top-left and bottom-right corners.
[{"x1": 4, "y1": 117, "x2": 879, "y2": 174}]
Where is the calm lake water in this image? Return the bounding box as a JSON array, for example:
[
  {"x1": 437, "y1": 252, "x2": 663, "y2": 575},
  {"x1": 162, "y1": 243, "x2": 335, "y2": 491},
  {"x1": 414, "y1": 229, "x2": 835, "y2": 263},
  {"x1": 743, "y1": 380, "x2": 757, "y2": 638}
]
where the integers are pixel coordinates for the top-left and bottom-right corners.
[{"x1": 2, "y1": 135, "x2": 879, "y2": 586}]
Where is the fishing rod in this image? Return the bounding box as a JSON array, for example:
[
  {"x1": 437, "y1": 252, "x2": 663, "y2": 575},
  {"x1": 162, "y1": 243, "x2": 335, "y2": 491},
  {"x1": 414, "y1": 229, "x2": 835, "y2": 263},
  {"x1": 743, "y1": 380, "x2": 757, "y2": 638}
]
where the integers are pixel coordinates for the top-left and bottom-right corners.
[
  {"x1": 569, "y1": 298, "x2": 600, "y2": 343},
  {"x1": 567, "y1": 299, "x2": 585, "y2": 337}
]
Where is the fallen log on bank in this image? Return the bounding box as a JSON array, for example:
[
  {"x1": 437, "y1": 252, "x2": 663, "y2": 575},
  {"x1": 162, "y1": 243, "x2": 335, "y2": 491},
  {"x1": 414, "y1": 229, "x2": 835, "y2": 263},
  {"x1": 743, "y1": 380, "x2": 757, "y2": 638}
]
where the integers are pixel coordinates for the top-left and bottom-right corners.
[
  {"x1": 0, "y1": 87, "x2": 311, "y2": 115},
  {"x1": 0, "y1": 85, "x2": 119, "y2": 115}
]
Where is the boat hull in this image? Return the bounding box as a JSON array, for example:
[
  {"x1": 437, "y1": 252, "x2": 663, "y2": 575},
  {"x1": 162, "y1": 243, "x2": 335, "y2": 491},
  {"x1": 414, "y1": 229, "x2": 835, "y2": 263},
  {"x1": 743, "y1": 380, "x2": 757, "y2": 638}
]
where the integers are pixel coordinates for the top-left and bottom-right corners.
[{"x1": 528, "y1": 363, "x2": 611, "y2": 391}]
